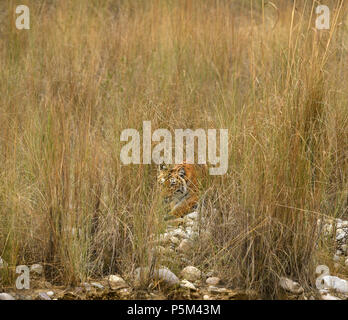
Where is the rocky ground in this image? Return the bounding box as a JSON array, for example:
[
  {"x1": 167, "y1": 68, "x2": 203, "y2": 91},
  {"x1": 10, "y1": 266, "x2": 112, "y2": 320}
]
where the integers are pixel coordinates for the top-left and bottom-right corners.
[{"x1": 1, "y1": 212, "x2": 347, "y2": 300}]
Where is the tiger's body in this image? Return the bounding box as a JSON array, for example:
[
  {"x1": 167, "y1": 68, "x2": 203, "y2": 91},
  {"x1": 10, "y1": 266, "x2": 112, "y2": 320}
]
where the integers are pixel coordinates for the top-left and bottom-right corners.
[{"x1": 157, "y1": 163, "x2": 207, "y2": 217}]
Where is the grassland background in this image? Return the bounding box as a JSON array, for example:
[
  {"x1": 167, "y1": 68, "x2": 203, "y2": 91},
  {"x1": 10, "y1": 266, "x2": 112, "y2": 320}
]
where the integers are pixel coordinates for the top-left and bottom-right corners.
[{"x1": 0, "y1": 0, "x2": 347, "y2": 298}]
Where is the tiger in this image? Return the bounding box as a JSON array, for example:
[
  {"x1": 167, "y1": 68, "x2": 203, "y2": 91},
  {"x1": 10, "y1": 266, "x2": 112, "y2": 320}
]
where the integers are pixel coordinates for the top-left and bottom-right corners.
[{"x1": 157, "y1": 163, "x2": 207, "y2": 217}]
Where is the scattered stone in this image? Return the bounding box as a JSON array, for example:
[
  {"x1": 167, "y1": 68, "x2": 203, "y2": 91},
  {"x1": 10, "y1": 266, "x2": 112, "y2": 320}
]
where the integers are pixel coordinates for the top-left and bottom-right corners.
[
  {"x1": 91, "y1": 282, "x2": 104, "y2": 290},
  {"x1": 38, "y1": 292, "x2": 51, "y2": 300},
  {"x1": 46, "y1": 291, "x2": 54, "y2": 297},
  {"x1": 135, "y1": 267, "x2": 180, "y2": 287},
  {"x1": 186, "y1": 212, "x2": 198, "y2": 220},
  {"x1": 0, "y1": 293, "x2": 15, "y2": 300},
  {"x1": 108, "y1": 275, "x2": 128, "y2": 290},
  {"x1": 180, "y1": 279, "x2": 196, "y2": 291},
  {"x1": 208, "y1": 286, "x2": 228, "y2": 294},
  {"x1": 30, "y1": 264, "x2": 43, "y2": 275},
  {"x1": 203, "y1": 294, "x2": 210, "y2": 300},
  {"x1": 154, "y1": 269, "x2": 180, "y2": 286},
  {"x1": 172, "y1": 229, "x2": 188, "y2": 239},
  {"x1": 206, "y1": 277, "x2": 220, "y2": 286},
  {"x1": 279, "y1": 277, "x2": 304, "y2": 295},
  {"x1": 336, "y1": 231, "x2": 345, "y2": 241},
  {"x1": 181, "y1": 266, "x2": 202, "y2": 282},
  {"x1": 170, "y1": 236, "x2": 180, "y2": 245},
  {"x1": 321, "y1": 293, "x2": 341, "y2": 300}
]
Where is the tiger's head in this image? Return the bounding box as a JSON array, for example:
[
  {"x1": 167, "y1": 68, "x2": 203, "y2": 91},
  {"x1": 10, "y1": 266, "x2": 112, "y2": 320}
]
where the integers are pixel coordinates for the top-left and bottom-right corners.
[{"x1": 157, "y1": 163, "x2": 198, "y2": 197}]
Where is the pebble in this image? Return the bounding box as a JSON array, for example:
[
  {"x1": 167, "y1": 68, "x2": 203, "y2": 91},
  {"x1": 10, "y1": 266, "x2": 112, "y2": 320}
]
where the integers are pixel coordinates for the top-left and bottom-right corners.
[
  {"x1": 46, "y1": 291, "x2": 54, "y2": 297},
  {"x1": 208, "y1": 286, "x2": 227, "y2": 294},
  {"x1": 180, "y1": 279, "x2": 196, "y2": 291},
  {"x1": 279, "y1": 277, "x2": 304, "y2": 295},
  {"x1": 91, "y1": 282, "x2": 104, "y2": 290},
  {"x1": 170, "y1": 236, "x2": 180, "y2": 245},
  {"x1": 108, "y1": 275, "x2": 128, "y2": 290},
  {"x1": 181, "y1": 266, "x2": 202, "y2": 282},
  {"x1": 38, "y1": 292, "x2": 51, "y2": 300},
  {"x1": 135, "y1": 267, "x2": 180, "y2": 287},
  {"x1": 321, "y1": 293, "x2": 341, "y2": 300},
  {"x1": 185, "y1": 212, "x2": 198, "y2": 220},
  {"x1": 0, "y1": 293, "x2": 15, "y2": 300},
  {"x1": 206, "y1": 277, "x2": 221, "y2": 286}
]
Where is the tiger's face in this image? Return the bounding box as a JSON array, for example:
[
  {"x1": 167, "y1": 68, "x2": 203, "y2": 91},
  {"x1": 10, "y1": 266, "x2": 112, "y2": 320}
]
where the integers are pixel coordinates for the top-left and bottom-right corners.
[{"x1": 157, "y1": 163, "x2": 203, "y2": 217}]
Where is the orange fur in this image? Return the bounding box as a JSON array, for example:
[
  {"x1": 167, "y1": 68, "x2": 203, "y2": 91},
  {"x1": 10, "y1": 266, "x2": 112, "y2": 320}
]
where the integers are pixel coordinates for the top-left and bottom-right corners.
[{"x1": 157, "y1": 163, "x2": 207, "y2": 217}]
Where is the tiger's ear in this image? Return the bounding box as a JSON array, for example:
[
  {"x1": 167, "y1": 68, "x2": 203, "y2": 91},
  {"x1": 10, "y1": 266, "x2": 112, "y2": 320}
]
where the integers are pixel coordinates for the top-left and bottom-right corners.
[{"x1": 159, "y1": 163, "x2": 167, "y2": 171}]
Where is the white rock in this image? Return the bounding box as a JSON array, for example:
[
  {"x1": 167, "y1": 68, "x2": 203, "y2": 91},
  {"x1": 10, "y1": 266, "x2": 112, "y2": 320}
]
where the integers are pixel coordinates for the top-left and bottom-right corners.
[
  {"x1": 208, "y1": 286, "x2": 227, "y2": 293},
  {"x1": 180, "y1": 279, "x2": 196, "y2": 290},
  {"x1": 336, "y1": 250, "x2": 342, "y2": 256},
  {"x1": 135, "y1": 267, "x2": 180, "y2": 287},
  {"x1": 38, "y1": 292, "x2": 51, "y2": 300},
  {"x1": 321, "y1": 293, "x2": 341, "y2": 300},
  {"x1": 46, "y1": 291, "x2": 54, "y2": 297},
  {"x1": 279, "y1": 277, "x2": 304, "y2": 295},
  {"x1": 186, "y1": 212, "x2": 198, "y2": 220},
  {"x1": 155, "y1": 268, "x2": 180, "y2": 286},
  {"x1": 0, "y1": 293, "x2": 15, "y2": 300},
  {"x1": 322, "y1": 275, "x2": 348, "y2": 294},
  {"x1": 91, "y1": 282, "x2": 104, "y2": 290},
  {"x1": 336, "y1": 231, "x2": 345, "y2": 241},
  {"x1": 181, "y1": 266, "x2": 202, "y2": 282},
  {"x1": 345, "y1": 258, "x2": 348, "y2": 266},
  {"x1": 339, "y1": 221, "x2": 348, "y2": 228},
  {"x1": 171, "y1": 229, "x2": 188, "y2": 239},
  {"x1": 30, "y1": 264, "x2": 43, "y2": 275},
  {"x1": 203, "y1": 294, "x2": 210, "y2": 300},
  {"x1": 108, "y1": 275, "x2": 128, "y2": 290},
  {"x1": 170, "y1": 236, "x2": 180, "y2": 245},
  {"x1": 206, "y1": 277, "x2": 221, "y2": 286},
  {"x1": 185, "y1": 220, "x2": 195, "y2": 227}
]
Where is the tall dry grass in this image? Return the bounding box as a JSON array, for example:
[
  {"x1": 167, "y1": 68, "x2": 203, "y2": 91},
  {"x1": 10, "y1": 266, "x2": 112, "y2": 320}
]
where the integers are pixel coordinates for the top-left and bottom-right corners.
[{"x1": 0, "y1": 0, "x2": 347, "y2": 298}]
